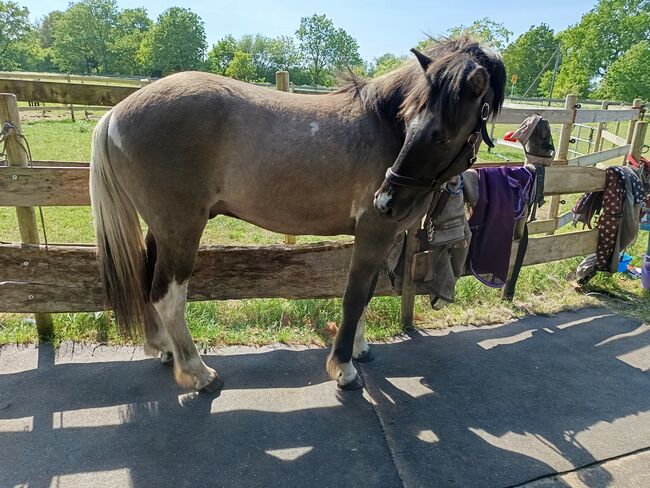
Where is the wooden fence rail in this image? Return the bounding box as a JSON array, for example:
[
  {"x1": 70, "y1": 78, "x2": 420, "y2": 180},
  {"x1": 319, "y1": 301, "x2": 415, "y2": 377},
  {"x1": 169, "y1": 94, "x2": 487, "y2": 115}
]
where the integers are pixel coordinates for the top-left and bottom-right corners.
[
  {"x1": 0, "y1": 84, "x2": 647, "y2": 332},
  {"x1": 0, "y1": 164, "x2": 609, "y2": 209}
]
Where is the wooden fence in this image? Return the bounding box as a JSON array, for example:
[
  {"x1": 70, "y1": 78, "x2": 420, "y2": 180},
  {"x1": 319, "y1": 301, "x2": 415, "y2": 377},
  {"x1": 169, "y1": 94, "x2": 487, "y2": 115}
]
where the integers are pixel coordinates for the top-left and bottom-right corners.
[{"x1": 0, "y1": 75, "x2": 647, "y2": 339}]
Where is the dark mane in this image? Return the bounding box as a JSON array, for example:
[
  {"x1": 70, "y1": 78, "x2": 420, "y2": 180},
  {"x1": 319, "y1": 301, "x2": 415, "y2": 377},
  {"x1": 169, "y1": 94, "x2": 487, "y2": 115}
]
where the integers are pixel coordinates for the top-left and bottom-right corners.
[{"x1": 336, "y1": 36, "x2": 506, "y2": 129}]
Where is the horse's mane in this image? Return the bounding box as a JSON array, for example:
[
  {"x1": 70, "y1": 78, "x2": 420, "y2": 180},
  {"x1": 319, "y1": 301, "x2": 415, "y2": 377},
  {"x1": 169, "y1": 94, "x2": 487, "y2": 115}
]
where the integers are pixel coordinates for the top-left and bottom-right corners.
[{"x1": 336, "y1": 36, "x2": 506, "y2": 130}]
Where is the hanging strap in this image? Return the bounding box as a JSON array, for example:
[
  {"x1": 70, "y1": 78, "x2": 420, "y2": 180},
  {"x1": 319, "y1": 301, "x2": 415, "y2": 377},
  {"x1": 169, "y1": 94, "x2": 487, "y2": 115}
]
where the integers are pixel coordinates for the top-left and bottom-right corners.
[{"x1": 502, "y1": 164, "x2": 546, "y2": 301}]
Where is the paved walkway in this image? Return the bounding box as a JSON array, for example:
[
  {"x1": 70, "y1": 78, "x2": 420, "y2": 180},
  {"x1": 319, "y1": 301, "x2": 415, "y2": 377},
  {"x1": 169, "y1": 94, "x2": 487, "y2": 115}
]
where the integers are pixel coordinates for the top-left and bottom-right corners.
[{"x1": 1, "y1": 308, "x2": 649, "y2": 487}]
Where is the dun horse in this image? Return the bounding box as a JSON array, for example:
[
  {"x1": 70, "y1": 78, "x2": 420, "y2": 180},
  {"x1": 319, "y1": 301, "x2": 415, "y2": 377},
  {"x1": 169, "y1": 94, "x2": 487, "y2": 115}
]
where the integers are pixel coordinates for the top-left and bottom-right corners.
[{"x1": 90, "y1": 37, "x2": 506, "y2": 391}]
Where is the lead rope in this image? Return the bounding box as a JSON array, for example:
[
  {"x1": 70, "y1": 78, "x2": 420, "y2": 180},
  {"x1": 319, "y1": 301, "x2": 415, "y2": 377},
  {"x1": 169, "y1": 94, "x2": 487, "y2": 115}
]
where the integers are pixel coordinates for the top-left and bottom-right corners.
[{"x1": 1, "y1": 122, "x2": 49, "y2": 251}]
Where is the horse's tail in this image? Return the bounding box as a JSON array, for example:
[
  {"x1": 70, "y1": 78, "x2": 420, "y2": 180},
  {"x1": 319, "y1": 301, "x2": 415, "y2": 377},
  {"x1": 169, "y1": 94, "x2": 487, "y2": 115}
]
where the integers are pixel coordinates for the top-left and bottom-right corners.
[{"x1": 90, "y1": 111, "x2": 149, "y2": 336}]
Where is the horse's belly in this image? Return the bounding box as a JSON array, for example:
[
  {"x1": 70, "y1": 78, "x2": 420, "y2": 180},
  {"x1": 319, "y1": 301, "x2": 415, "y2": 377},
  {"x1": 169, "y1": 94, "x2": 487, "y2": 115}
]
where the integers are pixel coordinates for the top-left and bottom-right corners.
[{"x1": 215, "y1": 196, "x2": 360, "y2": 236}]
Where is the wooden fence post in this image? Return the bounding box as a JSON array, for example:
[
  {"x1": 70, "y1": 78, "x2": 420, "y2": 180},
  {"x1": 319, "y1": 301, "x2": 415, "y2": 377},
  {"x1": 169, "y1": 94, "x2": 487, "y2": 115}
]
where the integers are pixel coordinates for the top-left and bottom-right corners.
[
  {"x1": 547, "y1": 93, "x2": 577, "y2": 235},
  {"x1": 400, "y1": 221, "x2": 420, "y2": 329},
  {"x1": 593, "y1": 100, "x2": 609, "y2": 153},
  {"x1": 275, "y1": 71, "x2": 296, "y2": 245},
  {"x1": 629, "y1": 120, "x2": 648, "y2": 164},
  {"x1": 0, "y1": 93, "x2": 54, "y2": 340},
  {"x1": 623, "y1": 98, "x2": 643, "y2": 163}
]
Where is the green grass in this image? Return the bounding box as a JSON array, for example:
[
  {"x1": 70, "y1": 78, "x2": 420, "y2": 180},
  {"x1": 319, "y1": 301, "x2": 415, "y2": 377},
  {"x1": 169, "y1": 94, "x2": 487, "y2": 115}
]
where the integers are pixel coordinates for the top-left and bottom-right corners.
[{"x1": 1, "y1": 118, "x2": 648, "y2": 347}]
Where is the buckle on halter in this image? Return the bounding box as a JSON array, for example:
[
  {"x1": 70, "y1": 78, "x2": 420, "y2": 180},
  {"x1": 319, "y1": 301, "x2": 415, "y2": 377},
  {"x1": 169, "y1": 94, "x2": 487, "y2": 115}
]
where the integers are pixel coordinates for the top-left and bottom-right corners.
[{"x1": 480, "y1": 102, "x2": 490, "y2": 121}]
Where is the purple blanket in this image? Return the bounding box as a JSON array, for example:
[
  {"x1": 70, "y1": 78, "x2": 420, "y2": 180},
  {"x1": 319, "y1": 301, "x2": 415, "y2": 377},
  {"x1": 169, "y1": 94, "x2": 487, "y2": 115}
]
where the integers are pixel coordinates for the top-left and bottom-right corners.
[{"x1": 468, "y1": 166, "x2": 533, "y2": 287}]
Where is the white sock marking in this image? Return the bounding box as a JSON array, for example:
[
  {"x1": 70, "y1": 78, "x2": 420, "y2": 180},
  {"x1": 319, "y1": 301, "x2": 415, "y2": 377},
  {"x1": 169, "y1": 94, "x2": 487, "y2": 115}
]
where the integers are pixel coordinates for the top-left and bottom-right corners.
[{"x1": 353, "y1": 307, "x2": 369, "y2": 357}]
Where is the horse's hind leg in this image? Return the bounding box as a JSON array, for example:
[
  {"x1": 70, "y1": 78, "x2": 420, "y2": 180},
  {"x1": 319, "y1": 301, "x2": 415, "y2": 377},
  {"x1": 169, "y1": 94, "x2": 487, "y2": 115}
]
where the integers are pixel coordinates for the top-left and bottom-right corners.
[
  {"x1": 149, "y1": 223, "x2": 222, "y2": 392},
  {"x1": 142, "y1": 231, "x2": 175, "y2": 365}
]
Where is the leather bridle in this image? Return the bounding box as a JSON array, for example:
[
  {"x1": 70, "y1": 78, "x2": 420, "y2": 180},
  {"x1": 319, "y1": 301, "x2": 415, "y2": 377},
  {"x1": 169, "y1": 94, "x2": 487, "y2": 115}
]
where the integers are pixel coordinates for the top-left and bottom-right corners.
[{"x1": 384, "y1": 101, "x2": 494, "y2": 191}]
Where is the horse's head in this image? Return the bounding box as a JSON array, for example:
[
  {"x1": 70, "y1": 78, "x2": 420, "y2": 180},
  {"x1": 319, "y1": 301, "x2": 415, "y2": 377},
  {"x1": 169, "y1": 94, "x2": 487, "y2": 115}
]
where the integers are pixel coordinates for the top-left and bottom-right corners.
[{"x1": 373, "y1": 37, "x2": 506, "y2": 221}]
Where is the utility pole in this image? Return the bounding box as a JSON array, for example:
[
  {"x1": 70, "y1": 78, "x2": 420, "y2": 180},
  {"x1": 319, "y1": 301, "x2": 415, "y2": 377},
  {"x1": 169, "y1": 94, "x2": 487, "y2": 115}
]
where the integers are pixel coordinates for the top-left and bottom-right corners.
[{"x1": 547, "y1": 44, "x2": 561, "y2": 106}]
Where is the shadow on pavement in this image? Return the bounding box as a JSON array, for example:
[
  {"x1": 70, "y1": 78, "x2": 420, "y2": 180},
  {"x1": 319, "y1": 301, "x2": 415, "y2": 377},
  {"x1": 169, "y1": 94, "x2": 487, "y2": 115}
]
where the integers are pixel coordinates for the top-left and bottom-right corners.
[{"x1": 0, "y1": 308, "x2": 648, "y2": 487}]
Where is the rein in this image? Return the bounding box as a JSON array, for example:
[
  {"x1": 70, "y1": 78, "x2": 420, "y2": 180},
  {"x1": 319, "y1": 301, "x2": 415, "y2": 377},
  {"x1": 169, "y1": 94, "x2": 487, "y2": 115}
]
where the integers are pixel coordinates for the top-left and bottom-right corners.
[{"x1": 385, "y1": 102, "x2": 493, "y2": 191}]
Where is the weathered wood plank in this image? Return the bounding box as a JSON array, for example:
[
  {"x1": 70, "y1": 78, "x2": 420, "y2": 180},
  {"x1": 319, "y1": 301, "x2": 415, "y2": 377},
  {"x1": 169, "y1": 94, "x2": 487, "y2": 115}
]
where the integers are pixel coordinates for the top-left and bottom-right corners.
[
  {"x1": 574, "y1": 108, "x2": 640, "y2": 123},
  {"x1": 509, "y1": 229, "x2": 598, "y2": 267},
  {"x1": 0, "y1": 71, "x2": 148, "y2": 85},
  {"x1": 0, "y1": 93, "x2": 54, "y2": 337},
  {"x1": 0, "y1": 166, "x2": 90, "y2": 206},
  {"x1": 601, "y1": 130, "x2": 627, "y2": 147},
  {"x1": 413, "y1": 229, "x2": 598, "y2": 281},
  {"x1": 495, "y1": 107, "x2": 574, "y2": 124},
  {"x1": 568, "y1": 145, "x2": 630, "y2": 167},
  {"x1": 0, "y1": 79, "x2": 137, "y2": 106},
  {"x1": 528, "y1": 219, "x2": 556, "y2": 235},
  {"x1": 0, "y1": 160, "x2": 89, "y2": 168},
  {"x1": 543, "y1": 166, "x2": 605, "y2": 194},
  {"x1": 0, "y1": 242, "x2": 395, "y2": 312}
]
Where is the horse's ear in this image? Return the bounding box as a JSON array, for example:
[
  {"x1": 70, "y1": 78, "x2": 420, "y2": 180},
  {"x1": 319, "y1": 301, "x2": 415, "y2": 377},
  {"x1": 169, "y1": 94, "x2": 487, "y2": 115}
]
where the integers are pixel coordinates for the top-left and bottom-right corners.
[
  {"x1": 466, "y1": 65, "x2": 489, "y2": 99},
  {"x1": 410, "y1": 48, "x2": 432, "y2": 71}
]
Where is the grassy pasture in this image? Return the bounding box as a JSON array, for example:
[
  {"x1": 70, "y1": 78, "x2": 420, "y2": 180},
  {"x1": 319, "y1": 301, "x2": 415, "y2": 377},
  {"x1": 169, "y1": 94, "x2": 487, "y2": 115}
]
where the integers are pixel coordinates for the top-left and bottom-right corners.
[{"x1": 0, "y1": 115, "x2": 648, "y2": 347}]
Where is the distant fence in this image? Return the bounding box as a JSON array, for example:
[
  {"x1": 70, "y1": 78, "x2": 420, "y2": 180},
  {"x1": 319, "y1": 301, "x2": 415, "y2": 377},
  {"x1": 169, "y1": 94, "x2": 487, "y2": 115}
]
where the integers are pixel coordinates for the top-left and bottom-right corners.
[{"x1": 0, "y1": 72, "x2": 647, "y2": 339}]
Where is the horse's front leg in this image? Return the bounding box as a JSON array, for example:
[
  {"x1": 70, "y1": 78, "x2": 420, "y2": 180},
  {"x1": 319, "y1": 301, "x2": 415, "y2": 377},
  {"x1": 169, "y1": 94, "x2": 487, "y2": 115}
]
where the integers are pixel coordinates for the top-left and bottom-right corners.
[{"x1": 327, "y1": 232, "x2": 395, "y2": 389}]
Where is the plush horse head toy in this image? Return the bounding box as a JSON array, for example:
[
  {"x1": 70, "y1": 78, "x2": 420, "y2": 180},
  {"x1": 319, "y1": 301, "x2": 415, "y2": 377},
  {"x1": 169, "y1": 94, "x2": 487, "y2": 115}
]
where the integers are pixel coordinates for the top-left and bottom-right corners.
[{"x1": 504, "y1": 114, "x2": 555, "y2": 166}]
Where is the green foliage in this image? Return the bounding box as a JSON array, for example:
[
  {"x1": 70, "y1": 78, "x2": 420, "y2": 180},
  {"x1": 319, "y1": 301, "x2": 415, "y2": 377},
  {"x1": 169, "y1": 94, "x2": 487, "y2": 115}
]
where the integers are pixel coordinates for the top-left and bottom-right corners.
[
  {"x1": 51, "y1": 0, "x2": 119, "y2": 74},
  {"x1": 554, "y1": 0, "x2": 650, "y2": 96},
  {"x1": 330, "y1": 28, "x2": 363, "y2": 70},
  {"x1": 225, "y1": 51, "x2": 257, "y2": 81},
  {"x1": 447, "y1": 17, "x2": 513, "y2": 50},
  {"x1": 296, "y1": 13, "x2": 362, "y2": 86},
  {"x1": 207, "y1": 34, "x2": 238, "y2": 74},
  {"x1": 600, "y1": 40, "x2": 650, "y2": 101},
  {"x1": 37, "y1": 10, "x2": 63, "y2": 49},
  {"x1": 139, "y1": 7, "x2": 206, "y2": 76},
  {"x1": 502, "y1": 24, "x2": 557, "y2": 96},
  {"x1": 209, "y1": 33, "x2": 306, "y2": 83},
  {"x1": 370, "y1": 53, "x2": 408, "y2": 77},
  {"x1": 0, "y1": 0, "x2": 32, "y2": 69},
  {"x1": 110, "y1": 8, "x2": 151, "y2": 75}
]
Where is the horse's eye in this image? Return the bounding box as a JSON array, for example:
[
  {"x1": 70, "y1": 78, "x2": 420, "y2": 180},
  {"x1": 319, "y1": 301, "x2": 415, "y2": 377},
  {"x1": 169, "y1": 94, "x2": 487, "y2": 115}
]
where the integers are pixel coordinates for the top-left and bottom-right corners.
[{"x1": 432, "y1": 135, "x2": 452, "y2": 145}]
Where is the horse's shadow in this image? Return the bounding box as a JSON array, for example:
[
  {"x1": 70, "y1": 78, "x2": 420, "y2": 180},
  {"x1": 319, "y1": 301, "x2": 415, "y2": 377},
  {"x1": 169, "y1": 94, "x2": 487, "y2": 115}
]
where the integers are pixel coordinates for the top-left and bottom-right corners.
[{"x1": 1, "y1": 308, "x2": 648, "y2": 488}]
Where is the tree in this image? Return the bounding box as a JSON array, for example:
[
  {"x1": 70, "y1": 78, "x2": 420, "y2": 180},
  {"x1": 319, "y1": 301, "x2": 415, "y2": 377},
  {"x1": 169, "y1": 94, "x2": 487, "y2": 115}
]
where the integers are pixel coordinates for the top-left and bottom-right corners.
[
  {"x1": 208, "y1": 34, "x2": 303, "y2": 83},
  {"x1": 0, "y1": 1, "x2": 31, "y2": 69},
  {"x1": 111, "y1": 8, "x2": 151, "y2": 75},
  {"x1": 447, "y1": 18, "x2": 513, "y2": 50},
  {"x1": 600, "y1": 40, "x2": 650, "y2": 101},
  {"x1": 502, "y1": 24, "x2": 557, "y2": 96},
  {"x1": 269, "y1": 35, "x2": 301, "y2": 72},
  {"x1": 52, "y1": 0, "x2": 119, "y2": 74},
  {"x1": 141, "y1": 7, "x2": 206, "y2": 76},
  {"x1": 330, "y1": 28, "x2": 362, "y2": 70},
  {"x1": 37, "y1": 10, "x2": 63, "y2": 49},
  {"x1": 296, "y1": 14, "x2": 362, "y2": 86},
  {"x1": 225, "y1": 51, "x2": 257, "y2": 81},
  {"x1": 553, "y1": 0, "x2": 650, "y2": 96},
  {"x1": 370, "y1": 53, "x2": 407, "y2": 77},
  {"x1": 297, "y1": 14, "x2": 335, "y2": 85},
  {"x1": 207, "y1": 34, "x2": 237, "y2": 74}
]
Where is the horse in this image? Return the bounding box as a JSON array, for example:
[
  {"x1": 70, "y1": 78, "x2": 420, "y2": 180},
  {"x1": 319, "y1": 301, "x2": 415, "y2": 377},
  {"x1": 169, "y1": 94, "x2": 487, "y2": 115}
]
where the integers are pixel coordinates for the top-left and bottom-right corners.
[{"x1": 89, "y1": 36, "x2": 506, "y2": 392}]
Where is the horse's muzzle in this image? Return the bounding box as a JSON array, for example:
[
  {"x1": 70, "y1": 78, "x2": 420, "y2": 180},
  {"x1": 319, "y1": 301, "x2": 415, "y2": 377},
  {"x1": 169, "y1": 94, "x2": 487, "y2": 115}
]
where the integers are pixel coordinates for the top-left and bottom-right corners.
[{"x1": 373, "y1": 188, "x2": 396, "y2": 217}]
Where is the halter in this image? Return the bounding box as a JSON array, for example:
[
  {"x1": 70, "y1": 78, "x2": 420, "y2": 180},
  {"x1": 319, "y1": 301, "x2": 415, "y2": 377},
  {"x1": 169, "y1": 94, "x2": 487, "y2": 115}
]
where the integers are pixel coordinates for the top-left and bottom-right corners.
[{"x1": 384, "y1": 102, "x2": 493, "y2": 190}]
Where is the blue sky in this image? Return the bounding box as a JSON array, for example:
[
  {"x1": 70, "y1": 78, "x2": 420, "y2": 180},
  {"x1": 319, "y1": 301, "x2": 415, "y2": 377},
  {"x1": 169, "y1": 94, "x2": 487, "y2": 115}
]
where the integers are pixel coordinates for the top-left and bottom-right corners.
[{"x1": 25, "y1": 0, "x2": 596, "y2": 60}]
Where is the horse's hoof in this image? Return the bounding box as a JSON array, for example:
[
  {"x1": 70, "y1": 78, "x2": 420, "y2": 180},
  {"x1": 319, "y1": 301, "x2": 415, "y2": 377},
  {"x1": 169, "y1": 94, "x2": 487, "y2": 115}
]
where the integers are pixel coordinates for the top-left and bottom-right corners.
[
  {"x1": 160, "y1": 351, "x2": 174, "y2": 366},
  {"x1": 200, "y1": 375, "x2": 224, "y2": 394},
  {"x1": 338, "y1": 374, "x2": 364, "y2": 390},
  {"x1": 354, "y1": 348, "x2": 374, "y2": 363}
]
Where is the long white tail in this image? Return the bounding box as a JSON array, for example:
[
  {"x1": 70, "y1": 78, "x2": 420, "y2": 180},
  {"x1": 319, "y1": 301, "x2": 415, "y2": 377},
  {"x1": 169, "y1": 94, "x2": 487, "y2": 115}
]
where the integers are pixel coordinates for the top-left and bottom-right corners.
[{"x1": 90, "y1": 111, "x2": 148, "y2": 335}]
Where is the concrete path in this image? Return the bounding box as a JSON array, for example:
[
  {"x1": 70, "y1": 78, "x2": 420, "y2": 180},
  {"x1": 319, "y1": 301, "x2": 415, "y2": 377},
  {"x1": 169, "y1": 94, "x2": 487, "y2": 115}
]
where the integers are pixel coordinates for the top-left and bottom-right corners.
[{"x1": 1, "y1": 308, "x2": 649, "y2": 487}]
